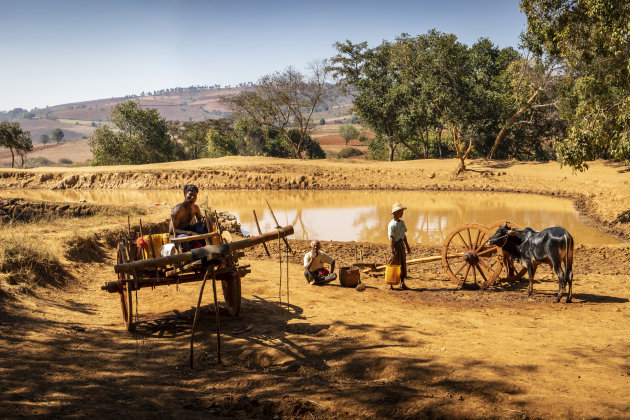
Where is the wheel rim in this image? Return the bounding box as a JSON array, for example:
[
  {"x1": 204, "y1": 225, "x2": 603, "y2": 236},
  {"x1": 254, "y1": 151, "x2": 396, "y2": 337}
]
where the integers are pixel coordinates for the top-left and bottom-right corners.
[{"x1": 442, "y1": 224, "x2": 503, "y2": 288}]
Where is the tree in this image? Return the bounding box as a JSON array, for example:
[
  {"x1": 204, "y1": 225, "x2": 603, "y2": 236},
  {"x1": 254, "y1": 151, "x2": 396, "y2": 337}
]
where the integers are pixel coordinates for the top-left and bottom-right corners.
[
  {"x1": 339, "y1": 124, "x2": 359, "y2": 146},
  {"x1": 331, "y1": 40, "x2": 405, "y2": 161},
  {"x1": 89, "y1": 101, "x2": 175, "y2": 165},
  {"x1": 521, "y1": 0, "x2": 630, "y2": 170},
  {"x1": 51, "y1": 128, "x2": 64, "y2": 143},
  {"x1": 319, "y1": 118, "x2": 326, "y2": 125},
  {"x1": 222, "y1": 62, "x2": 336, "y2": 159},
  {"x1": 40, "y1": 134, "x2": 50, "y2": 145},
  {"x1": 0, "y1": 122, "x2": 32, "y2": 168}
]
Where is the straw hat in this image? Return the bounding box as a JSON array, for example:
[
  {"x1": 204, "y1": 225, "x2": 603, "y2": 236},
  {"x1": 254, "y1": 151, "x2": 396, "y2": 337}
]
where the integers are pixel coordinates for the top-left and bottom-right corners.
[{"x1": 391, "y1": 203, "x2": 407, "y2": 214}]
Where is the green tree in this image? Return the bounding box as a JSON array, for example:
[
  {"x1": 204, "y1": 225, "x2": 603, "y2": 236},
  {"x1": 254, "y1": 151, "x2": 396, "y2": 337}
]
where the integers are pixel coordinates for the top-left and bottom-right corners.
[
  {"x1": 89, "y1": 101, "x2": 175, "y2": 165},
  {"x1": 222, "y1": 61, "x2": 336, "y2": 159},
  {"x1": 51, "y1": 128, "x2": 64, "y2": 143},
  {"x1": 339, "y1": 124, "x2": 359, "y2": 146},
  {"x1": 331, "y1": 40, "x2": 404, "y2": 161},
  {"x1": 521, "y1": 0, "x2": 630, "y2": 169},
  {"x1": 0, "y1": 122, "x2": 33, "y2": 168},
  {"x1": 39, "y1": 134, "x2": 50, "y2": 145},
  {"x1": 319, "y1": 118, "x2": 326, "y2": 125}
]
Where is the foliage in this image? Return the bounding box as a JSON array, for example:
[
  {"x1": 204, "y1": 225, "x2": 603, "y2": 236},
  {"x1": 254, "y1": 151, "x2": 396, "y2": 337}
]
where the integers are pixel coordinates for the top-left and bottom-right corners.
[
  {"x1": 39, "y1": 134, "x2": 50, "y2": 145},
  {"x1": 89, "y1": 101, "x2": 175, "y2": 165},
  {"x1": 58, "y1": 158, "x2": 73, "y2": 165},
  {"x1": 337, "y1": 147, "x2": 364, "y2": 158},
  {"x1": 339, "y1": 124, "x2": 359, "y2": 146},
  {"x1": 51, "y1": 128, "x2": 64, "y2": 143},
  {"x1": 319, "y1": 118, "x2": 326, "y2": 125},
  {"x1": 0, "y1": 121, "x2": 32, "y2": 168},
  {"x1": 221, "y1": 62, "x2": 336, "y2": 159},
  {"x1": 521, "y1": 0, "x2": 630, "y2": 170}
]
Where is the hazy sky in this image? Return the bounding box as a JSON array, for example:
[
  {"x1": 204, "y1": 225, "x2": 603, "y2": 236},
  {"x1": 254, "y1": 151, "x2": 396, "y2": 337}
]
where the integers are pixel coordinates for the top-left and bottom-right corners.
[{"x1": 0, "y1": 0, "x2": 527, "y2": 111}]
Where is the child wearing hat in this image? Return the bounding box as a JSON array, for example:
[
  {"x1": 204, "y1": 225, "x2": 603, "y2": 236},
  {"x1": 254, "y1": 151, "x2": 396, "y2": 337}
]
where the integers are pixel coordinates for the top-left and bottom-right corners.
[{"x1": 388, "y1": 203, "x2": 411, "y2": 290}]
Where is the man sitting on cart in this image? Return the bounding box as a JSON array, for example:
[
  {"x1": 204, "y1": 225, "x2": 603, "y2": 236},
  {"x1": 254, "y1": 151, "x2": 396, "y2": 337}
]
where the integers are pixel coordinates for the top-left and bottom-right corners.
[{"x1": 170, "y1": 184, "x2": 208, "y2": 251}]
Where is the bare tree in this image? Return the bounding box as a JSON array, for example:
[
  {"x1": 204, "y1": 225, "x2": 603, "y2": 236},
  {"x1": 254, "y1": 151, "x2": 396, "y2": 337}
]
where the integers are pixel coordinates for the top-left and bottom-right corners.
[{"x1": 222, "y1": 61, "x2": 336, "y2": 158}]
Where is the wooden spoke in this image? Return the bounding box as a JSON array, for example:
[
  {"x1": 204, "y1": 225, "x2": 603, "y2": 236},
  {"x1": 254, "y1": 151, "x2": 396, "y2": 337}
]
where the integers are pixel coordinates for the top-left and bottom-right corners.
[
  {"x1": 117, "y1": 242, "x2": 135, "y2": 332},
  {"x1": 442, "y1": 224, "x2": 502, "y2": 288}
]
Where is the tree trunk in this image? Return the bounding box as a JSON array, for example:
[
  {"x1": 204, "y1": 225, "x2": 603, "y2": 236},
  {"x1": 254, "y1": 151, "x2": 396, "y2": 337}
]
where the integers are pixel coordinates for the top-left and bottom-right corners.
[
  {"x1": 437, "y1": 128, "x2": 443, "y2": 159},
  {"x1": 388, "y1": 138, "x2": 395, "y2": 162},
  {"x1": 487, "y1": 89, "x2": 541, "y2": 159},
  {"x1": 9, "y1": 148, "x2": 15, "y2": 168}
]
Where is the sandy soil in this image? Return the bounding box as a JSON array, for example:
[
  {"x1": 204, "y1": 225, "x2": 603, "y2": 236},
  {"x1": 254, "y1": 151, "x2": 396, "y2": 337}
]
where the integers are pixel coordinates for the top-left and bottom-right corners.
[{"x1": 0, "y1": 157, "x2": 629, "y2": 419}]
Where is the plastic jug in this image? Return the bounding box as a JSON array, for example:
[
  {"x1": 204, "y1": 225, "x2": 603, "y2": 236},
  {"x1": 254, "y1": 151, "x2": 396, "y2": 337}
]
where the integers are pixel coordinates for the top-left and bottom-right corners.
[{"x1": 385, "y1": 264, "x2": 401, "y2": 285}]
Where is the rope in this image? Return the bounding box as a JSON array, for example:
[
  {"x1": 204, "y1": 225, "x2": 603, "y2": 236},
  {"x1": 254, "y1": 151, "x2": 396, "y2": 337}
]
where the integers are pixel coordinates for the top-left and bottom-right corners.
[
  {"x1": 277, "y1": 229, "x2": 282, "y2": 307},
  {"x1": 286, "y1": 237, "x2": 290, "y2": 316}
]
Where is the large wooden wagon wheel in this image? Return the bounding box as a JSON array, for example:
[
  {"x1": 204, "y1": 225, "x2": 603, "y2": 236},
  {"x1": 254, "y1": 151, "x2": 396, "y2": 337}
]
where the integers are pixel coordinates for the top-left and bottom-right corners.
[
  {"x1": 442, "y1": 224, "x2": 503, "y2": 289},
  {"x1": 117, "y1": 242, "x2": 134, "y2": 331},
  {"x1": 487, "y1": 220, "x2": 527, "y2": 282}
]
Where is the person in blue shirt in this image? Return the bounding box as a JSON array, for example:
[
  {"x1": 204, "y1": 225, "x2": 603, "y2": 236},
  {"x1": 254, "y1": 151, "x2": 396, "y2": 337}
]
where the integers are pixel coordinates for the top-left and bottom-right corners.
[{"x1": 388, "y1": 203, "x2": 411, "y2": 290}]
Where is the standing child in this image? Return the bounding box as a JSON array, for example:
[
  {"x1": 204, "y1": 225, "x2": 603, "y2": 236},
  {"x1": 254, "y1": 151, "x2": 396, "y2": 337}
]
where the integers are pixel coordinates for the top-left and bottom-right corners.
[{"x1": 388, "y1": 203, "x2": 411, "y2": 290}]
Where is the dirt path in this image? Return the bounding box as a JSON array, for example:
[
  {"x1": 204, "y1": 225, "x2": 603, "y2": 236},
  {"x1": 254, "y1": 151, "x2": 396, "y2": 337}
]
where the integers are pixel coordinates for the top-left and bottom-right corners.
[
  {"x1": 1, "y1": 157, "x2": 629, "y2": 418},
  {"x1": 1, "y1": 236, "x2": 629, "y2": 418}
]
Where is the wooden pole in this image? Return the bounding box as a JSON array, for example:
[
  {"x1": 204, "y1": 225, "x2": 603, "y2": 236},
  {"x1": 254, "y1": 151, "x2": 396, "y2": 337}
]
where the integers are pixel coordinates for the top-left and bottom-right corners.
[
  {"x1": 374, "y1": 254, "x2": 454, "y2": 270},
  {"x1": 211, "y1": 265, "x2": 221, "y2": 364},
  {"x1": 115, "y1": 225, "x2": 294, "y2": 274},
  {"x1": 265, "y1": 200, "x2": 292, "y2": 253},
  {"x1": 190, "y1": 268, "x2": 211, "y2": 369},
  {"x1": 252, "y1": 210, "x2": 270, "y2": 257}
]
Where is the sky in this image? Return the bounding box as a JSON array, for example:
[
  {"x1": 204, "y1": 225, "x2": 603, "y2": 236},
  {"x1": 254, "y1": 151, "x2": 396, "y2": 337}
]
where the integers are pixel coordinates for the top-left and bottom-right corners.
[{"x1": 0, "y1": 0, "x2": 527, "y2": 112}]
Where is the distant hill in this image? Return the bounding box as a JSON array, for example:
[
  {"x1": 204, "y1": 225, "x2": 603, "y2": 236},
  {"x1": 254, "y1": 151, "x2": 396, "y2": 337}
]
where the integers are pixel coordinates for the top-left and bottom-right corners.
[{"x1": 0, "y1": 86, "x2": 354, "y2": 145}]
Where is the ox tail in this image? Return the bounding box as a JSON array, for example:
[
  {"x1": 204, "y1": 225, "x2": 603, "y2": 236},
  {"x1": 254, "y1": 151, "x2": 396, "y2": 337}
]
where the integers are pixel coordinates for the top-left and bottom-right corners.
[{"x1": 563, "y1": 233, "x2": 574, "y2": 288}]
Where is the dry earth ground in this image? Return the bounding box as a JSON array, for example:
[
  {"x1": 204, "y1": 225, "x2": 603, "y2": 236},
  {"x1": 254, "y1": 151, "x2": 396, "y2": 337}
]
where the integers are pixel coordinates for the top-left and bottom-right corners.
[{"x1": 0, "y1": 157, "x2": 629, "y2": 419}]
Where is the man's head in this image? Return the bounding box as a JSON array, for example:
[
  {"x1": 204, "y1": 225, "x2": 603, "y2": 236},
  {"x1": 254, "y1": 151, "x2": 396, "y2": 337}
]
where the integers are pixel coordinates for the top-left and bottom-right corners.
[
  {"x1": 391, "y1": 203, "x2": 406, "y2": 219},
  {"x1": 183, "y1": 184, "x2": 199, "y2": 203},
  {"x1": 310, "y1": 240, "x2": 321, "y2": 255}
]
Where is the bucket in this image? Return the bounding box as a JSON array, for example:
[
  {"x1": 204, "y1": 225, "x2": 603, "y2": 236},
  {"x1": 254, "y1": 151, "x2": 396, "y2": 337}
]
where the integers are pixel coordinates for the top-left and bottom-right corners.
[
  {"x1": 142, "y1": 233, "x2": 169, "y2": 259},
  {"x1": 385, "y1": 264, "x2": 401, "y2": 285},
  {"x1": 339, "y1": 266, "x2": 360, "y2": 287}
]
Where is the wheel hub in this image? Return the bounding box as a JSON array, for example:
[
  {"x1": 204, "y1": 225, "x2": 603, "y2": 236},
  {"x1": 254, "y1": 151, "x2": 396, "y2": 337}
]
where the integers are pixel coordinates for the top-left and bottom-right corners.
[{"x1": 463, "y1": 251, "x2": 478, "y2": 264}]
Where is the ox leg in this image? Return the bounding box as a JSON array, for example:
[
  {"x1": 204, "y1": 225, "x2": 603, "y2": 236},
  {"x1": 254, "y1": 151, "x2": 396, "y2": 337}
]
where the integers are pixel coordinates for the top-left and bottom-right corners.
[
  {"x1": 566, "y1": 270, "x2": 574, "y2": 303},
  {"x1": 553, "y1": 261, "x2": 565, "y2": 303},
  {"x1": 526, "y1": 264, "x2": 537, "y2": 296}
]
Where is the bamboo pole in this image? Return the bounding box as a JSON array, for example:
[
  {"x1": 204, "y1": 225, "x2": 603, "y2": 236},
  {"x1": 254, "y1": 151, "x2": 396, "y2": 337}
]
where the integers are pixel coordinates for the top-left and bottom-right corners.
[{"x1": 374, "y1": 254, "x2": 457, "y2": 271}]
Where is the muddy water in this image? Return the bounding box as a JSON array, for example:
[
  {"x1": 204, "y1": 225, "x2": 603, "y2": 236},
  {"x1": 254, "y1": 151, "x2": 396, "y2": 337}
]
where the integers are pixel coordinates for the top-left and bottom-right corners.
[{"x1": 1, "y1": 189, "x2": 621, "y2": 245}]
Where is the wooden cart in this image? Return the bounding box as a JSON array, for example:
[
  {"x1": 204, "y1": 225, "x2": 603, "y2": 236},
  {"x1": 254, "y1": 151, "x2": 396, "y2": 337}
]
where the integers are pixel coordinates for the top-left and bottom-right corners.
[
  {"x1": 441, "y1": 220, "x2": 525, "y2": 288},
  {"x1": 102, "y1": 225, "x2": 294, "y2": 331}
]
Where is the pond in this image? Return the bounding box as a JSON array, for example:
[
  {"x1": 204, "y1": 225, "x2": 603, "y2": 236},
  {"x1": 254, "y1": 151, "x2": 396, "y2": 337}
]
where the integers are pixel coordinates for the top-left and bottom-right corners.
[{"x1": 1, "y1": 189, "x2": 621, "y2": 245}]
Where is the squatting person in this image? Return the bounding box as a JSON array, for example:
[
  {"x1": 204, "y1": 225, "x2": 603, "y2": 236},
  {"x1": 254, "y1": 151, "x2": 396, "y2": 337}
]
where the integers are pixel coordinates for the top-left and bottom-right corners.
[{"x1": 303, "y1": 240, "x2": 336, "y2": 285}]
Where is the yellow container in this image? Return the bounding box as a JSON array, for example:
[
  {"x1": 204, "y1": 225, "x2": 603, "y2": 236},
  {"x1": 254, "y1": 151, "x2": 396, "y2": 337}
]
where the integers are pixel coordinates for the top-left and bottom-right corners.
[
  {"x1": 385, "y1": 264, "x2": 401, "y2": 285},
  {"x1": 142, "y1": 233, "x2": 170, "y2": 259}
]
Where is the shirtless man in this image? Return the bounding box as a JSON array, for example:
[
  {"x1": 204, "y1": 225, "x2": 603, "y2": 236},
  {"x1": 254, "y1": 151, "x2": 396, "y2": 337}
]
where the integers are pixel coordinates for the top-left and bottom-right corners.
[{"x1": 170, "y1": 184, "x2": 208, "y2": 250}]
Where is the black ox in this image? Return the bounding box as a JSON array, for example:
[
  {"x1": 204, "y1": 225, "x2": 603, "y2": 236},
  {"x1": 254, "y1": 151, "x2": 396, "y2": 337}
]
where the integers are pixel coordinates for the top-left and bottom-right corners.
[{"x1": 487, "y1": 224, "x2": 574, "y2": 302}]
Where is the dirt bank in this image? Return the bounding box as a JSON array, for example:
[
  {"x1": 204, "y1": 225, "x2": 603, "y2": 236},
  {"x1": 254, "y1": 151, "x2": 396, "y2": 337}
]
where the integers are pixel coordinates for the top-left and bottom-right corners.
[{"x1": 1, "y1": 157, "x2": 629, "y2": 240}]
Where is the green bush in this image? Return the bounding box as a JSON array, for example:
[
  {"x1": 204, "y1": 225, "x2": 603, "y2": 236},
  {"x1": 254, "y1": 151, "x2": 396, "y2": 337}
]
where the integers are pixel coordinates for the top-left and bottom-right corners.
[
  {"x1": 337, "y1": 147, "x2": 364, "y2": 158},
  {"x1": 58, "y1": 158, "x2": 73, "y2": 165}
]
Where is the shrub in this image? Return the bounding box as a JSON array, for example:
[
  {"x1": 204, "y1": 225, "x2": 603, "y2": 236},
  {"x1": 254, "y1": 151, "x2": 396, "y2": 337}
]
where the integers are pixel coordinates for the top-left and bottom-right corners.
[
  {"x1": 337, "y1": 147, "x2": 364, "y2": 159},
  {"x1": 0, "y1": 238, "x2": 70, "y2": 289},
  {"x1": 58, "y1": 158, "x2": 73, "y2": 165}
]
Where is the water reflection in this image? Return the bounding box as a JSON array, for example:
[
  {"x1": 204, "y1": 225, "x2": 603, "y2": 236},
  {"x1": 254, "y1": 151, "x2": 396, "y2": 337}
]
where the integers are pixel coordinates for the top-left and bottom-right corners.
[{"x1": 2, "y1": 189, "x2": 620, "y2": 245}]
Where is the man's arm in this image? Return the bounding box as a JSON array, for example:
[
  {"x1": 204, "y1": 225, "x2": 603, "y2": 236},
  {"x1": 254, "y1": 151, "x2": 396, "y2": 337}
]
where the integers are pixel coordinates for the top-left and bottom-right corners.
[
  {"x1": 390, "y1": 236, "x2": 395, "y2": 253},
  {"x1": 304, "y1": 253, "x2": 314, "y2": 270},
  {"x1": 330, "y1": 259, "x2": 335, "y2": 273},
  {"x1": 403, "y1": 235, "x2": 411, "y2": 254}
]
